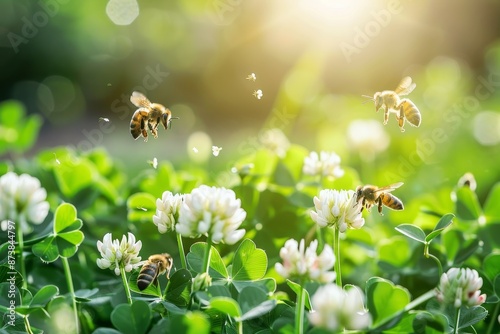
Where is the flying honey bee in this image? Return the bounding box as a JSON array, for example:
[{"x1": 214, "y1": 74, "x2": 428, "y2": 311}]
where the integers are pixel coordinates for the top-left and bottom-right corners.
[
  {"x1": 363, "y1": 76, "x2": 421, "y2": 132},
  {"x1": 130, "y1": 91, "x2": 177, "y2": 141},
  {"x1": 137, "y1": 253, "x2": 173, "y2": 291},
  {"x1": 355, "y1": 182, "x2": 404, "y2": 215}
]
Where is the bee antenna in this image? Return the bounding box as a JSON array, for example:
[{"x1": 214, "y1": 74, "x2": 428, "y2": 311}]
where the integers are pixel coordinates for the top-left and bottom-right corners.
[{"x1": 361, "y1": 95, "x2": 374, "y2": 104}]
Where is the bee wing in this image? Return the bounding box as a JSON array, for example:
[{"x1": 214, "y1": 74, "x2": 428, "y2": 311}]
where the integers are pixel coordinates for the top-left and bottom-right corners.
[
  {"x1": 373, "y1": 182, "x2": 404, "y2": 194},
  {"x1": 394, "y1": 77, "x2": 416, "y2": 96},
  {"x1": 130, "y1": 91, "x2": 151, "y2": 108}
]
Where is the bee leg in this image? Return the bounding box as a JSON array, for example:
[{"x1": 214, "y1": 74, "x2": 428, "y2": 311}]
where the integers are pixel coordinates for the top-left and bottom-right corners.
[
  {"x1": 383, "y1": 107, "x2": 389, "y2": 125},
  {"x1": 141, "y1": 119, "x2": 149, "y2": 142},
  {"x1": 148, "y1": 122, "x2": 158, "y2": 138},
  {"x1": 377, "y1": 196, "x2": 384, "y2": 215},
  {"x1": 153, "y1": 117, "x2": 160, "y2": 138},
  {"x1": 397, "y1": 103, "x2": 406, "y2": 132}
]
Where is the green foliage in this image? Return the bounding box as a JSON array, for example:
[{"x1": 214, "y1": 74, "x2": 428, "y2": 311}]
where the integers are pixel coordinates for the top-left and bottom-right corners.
[
  {"x1": 0, "y1": 100, "x2": 42, "y2": 155},
  {"x1": 111, "y1": 300, "x2": 151, "y2": 334},
  {"x1": 32, "y1": 203, "x2": 84, "y2": 262},
  {"x1": 3, "y1": 60, "x2": 500, "y2": 332}
]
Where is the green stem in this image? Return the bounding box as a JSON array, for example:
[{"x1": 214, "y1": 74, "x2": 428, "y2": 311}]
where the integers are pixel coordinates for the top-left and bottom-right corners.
[
  {"x1": 61, "y1": 257, "x2": 80, "y2": 334},
  {"x1": 427, "y1": 253, "x2": 443, "y2": 278},
  {"x1": 24, "y1": 316, "x2": 34, "y2": 334},
  {"x1": 333, "y1": 227, "x2": 342, "y2": 288},
  {"x1": 202, "y1": 237, "x2": 213, "y2": 274},
  {"x1": 237, "y1": 319, "x2": 243, "y2": 334},
  {"x1": 424, "y1": 244, "x2": 443, "y2": 278},
  {"x1": 453, "y1": 307, "x2": 461, "y2": 334},
  {"x1": 119, "y1": 265, "x2": 133, "y2": 305},
  {"x1": 316, "y1": 226, "x2": 324, "y2": 252},
  {"x1": 176, "y1": 233, "x2": 187, "y2": 269},
  {"x1": 16, "y1": 225, "x2": 27, "y2": 289},
  {"x1": 295, "y1": 284, "x2": 306, "y2": 334},
  {"x1": 486, "y1": 301, "x2": 500, "y2": 334}
]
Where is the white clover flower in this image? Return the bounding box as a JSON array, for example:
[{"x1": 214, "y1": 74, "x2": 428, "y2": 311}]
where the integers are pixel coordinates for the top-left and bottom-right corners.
[
  {"x1": 0, "y1": 172, "x2": 50, "y2": 234},
  {"x1": 436, "y1": 267, "x2": 486, "y2": 308},
  {"x1": 153, "y1": 191, "x2": 183, "y2": 233},
  {"x1": 176, "y1": 185, "x2": 246, "y2": 244},
  {"x1": 303, "y1": 151, "x2": 344, "y2": 178},
  {"x1": 275, "y1": 239, "x2": 335, "y2": 283},
  {"x1": 259, "y1": 128, "x2": 290, "y2": 158},
  {"x1": 96, "y1": 232, "x2": 142, "y2": 276},
  {"x1": 309, "y1": 284, "x2": 372, "y2": 331},
  {"x1": 310, "y1": 189, "x2": 365, "y2": 233},
  {"x1": 347, "y1": 120, "x2": 390, "y2": 162}
]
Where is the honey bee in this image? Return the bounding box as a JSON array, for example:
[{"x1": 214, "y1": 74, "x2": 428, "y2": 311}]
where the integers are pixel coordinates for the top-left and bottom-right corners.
[
  {"x1": 137, "y1": 253, "x2": 173, "y2": 291},
  {"x1": 363, "y1": 76, "x2": 421, "y2": 132},
  {"x1": 355, "y1": 182, "x2": 404, "y2": 215},
  {"x1": 130, "y1": 91, "x2": 177, "y2": 141}
]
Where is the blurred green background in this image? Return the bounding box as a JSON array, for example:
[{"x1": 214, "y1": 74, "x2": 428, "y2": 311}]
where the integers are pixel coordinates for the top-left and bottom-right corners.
[{"x1": 1, "y1": 0, "x2": 500, "y2": 199}]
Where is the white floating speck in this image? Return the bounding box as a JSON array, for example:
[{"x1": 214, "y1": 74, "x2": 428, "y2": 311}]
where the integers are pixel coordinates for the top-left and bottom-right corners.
[
  {"x1": 99, "y1": 117, "x2": 110, "y2": 122},
  {"x1": 246, "y1": 73, "x2": 257, "y2": 81},
  {"x1": 53, "y1": 153, "x2": 60, "y2": 165},
  {"x1": 147, "y1": 157, "x2": 158, "y2": 169},
  {"x1": 212, "y1": 146, "x2": 222, "y2": 157},
  {"x1": 253, "y1": 89, "x2": 263, "y2": 99},
  {"x1": 192, "y1": 147, "x2": 199, "y2": 153}
]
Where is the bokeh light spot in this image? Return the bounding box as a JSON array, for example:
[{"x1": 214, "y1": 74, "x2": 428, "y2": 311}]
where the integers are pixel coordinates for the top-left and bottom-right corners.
[
  {"x1": 106, "y1": 0, "x2": 139, "y2": 26},
  {"x1": 187, "y1": 131, "x2": 212, "y2": 163},
  {"x1": 473, "y1": 111, "x2": 500, "y2": 146}
]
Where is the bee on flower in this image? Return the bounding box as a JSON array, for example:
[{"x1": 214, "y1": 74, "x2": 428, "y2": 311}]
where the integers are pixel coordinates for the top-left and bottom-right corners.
[{"x1": 310, "y1": 189, "x2": 365, "y2": 233}]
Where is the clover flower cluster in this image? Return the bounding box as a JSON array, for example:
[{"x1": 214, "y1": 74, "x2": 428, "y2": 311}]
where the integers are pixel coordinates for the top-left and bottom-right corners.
[
  {"x1": 310, "y1": 189, "x2": 365, "y2": 233},
  {"x1": 0, "y1": 172, "x2": 50, "y2": 234},
  {"x1": 436, "y1": 267, "x2": 486, "y2": 308},
  {"x1": 303, "y1": 151, "x2": 344, "y2": 178},
  {"x1": 308, "y1": 284, "x2": 372, "y2": 331},
  {"x1": 96, "y1": 233, "x2": 142, "y2": 276},
  {"x1": 153, "y1": 191, "x2": 183, "y2": 233},
  {"x1": 275, "y1": 239, "x2": 336, "y2": 283},
  {"x1": 260, "y1": 128, "x2": 290, "y2": 158},
  {"x1": 175, "y1": 185, "x2": 247, "y2": 245}
]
